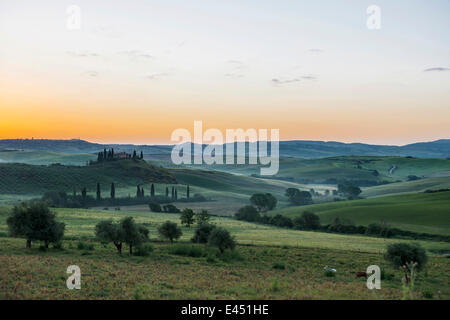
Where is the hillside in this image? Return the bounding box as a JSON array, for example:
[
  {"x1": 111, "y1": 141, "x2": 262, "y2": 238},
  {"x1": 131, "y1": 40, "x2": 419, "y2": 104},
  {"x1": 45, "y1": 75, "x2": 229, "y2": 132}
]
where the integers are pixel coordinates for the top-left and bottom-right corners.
[
  {"x1": 362, "y1": 177, "x2": 450, "y2": 198},
  {"x1": 269, "y1": 191, "x2": 450, "y2": 235},
  {"x1": 214, "y1": 156, "x2": 450, "y2": 186},
  {"x1": 2, "y1": 138, "x2": 450, "y2": 158},
  {"x1": 0, "y1": 159, "x2": 177, "y2": 195},
  {"x1": 0, "y1": 150, "x2": 96, "y2": 165}
]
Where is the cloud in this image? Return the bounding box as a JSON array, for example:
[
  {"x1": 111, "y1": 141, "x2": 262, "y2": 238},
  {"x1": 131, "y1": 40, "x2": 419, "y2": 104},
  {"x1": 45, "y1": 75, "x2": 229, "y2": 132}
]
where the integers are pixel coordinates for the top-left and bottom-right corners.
[
  {"x1": 271, "y1": 78, "x2": 300, "y2": 85},
  {"x1": 308, "y1": 49, "x2": 323, "y2": 53},
  {"x1": 271, "y1": 75, "x2": 317, "y2": 85},
  {"x1": 146, "y1": 73, "x2": 171, "y2": 80},
  {"x1": 67, "y1": 51, "x2": 99, "y2": 58},
  {"x1": 225, "y1": 73, "x2": 244, "y2": 79},
  {"x1": 82, "y1": 71, "x2": 98, "y2": 77},
  {"x1": 119, "y1": 50, "x2": 154, "y2": 60},
  {"x1": 423, "y1": 67, "x2": 449, "y2": 72}
]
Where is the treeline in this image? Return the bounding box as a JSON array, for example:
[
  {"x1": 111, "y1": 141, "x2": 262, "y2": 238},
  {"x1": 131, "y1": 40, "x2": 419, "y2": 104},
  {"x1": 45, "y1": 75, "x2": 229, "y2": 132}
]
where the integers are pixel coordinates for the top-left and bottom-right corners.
[
  {"x1": 42, "y1": 183, "x2": 205, "y2": 208},
  {"x1": 236, "y1": 208, "x2": 450, "y2": 242},
  {"x1": 95, "y1": 148, "x2": 144, "y2": 163}
]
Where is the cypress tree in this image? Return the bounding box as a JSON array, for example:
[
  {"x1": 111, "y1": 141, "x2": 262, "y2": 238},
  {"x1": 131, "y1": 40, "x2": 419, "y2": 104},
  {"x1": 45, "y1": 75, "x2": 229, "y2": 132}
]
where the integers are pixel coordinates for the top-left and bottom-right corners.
[
  {"x1": 165, "y1": 187, "x2": 169, "y2": 198},
  {"x1": 140, "y1": 151, "x2": 143, "y2": 159},
  {"x1": 175, "y1": 189, "x2": 178, "y2": 200},
  {"x1": 136, "y1": 186, "x2": 141, "y2": 198},
  {"x1": 133, "y1": 150, "x2": 137, "y2": 159},
  {"x1": 171, "y1": 187, "x2": 175, "y2": 200},
  {"x1": 103, "y1": 148, "x2": 107, "y2": 159},
  {"x1": 111, "y1": 183, "x2": 115, "y2": 199},
  {"x1": 151, "y1": 184, "x2": 155, "y2": 197},
  {"x1": 81, "y1": 187, "x2": 87, "y2": 200},
  {"x1": 96, "y1": 183, "x2": 101, "y2": 200},
  {"x1": 187, "y1": 185, "x2": 190, "y2": 199}
]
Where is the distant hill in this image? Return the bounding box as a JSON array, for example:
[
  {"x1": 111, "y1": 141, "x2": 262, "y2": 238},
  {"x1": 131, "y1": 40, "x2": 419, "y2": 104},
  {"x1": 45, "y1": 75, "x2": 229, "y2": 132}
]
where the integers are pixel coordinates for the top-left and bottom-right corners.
[
  {"x1": 1, "y1": 138, "x2": 450, "y2": 158},
  {"x1": 0, "y1": 158, "x2": 177, "y2": 195}
]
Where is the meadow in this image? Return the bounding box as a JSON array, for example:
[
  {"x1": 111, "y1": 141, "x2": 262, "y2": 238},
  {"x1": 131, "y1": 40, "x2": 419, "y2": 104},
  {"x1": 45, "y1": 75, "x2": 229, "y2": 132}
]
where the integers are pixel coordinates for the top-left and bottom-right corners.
[{"x1": 0, "y1": 204, "x2": 449, "y2": 300}]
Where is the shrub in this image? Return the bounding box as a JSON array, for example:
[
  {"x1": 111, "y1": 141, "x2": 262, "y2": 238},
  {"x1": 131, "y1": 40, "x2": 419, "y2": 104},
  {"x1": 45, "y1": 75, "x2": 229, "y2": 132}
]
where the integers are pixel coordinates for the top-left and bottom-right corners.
[
  {"x1": 324, "y1": 270, "x2": 335, "y2": 277},
  {"x1": 135, "y1": 243, "x2": 153, "y2": 256},
  {"x1": 169, "y1": 244, "x2": 205, "y2": 258},
  {"x1": 162, "y1": 204, "x2": 180, "y2": 213},
  {"x1": 385, "y1": 243, "x2": 428, "y2": 272},
  {"x1": 191, "y1": 223, "x2": 216, "y2": 244},
  {"x1": 208, "y1": 227, "x2": 236, "y2": 254},
  {"x1": 272, "y1": 262, "x2": 286, "y2": 270},
  {"x1": 148, "y1": 202, "x2": 162, "y2": 212},
  {"x1": 77, "y1": 241, "x2": 94, "y2": 251},
  {"x1": 293, "y1": 211, "x2": 320, "y2": 230}
]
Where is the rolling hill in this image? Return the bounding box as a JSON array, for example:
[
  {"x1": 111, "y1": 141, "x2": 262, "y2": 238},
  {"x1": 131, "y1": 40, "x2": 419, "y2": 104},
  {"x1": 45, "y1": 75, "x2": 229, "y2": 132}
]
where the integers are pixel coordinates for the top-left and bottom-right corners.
[
  {"x1": 2, "y1": 138, "x2": 450, "y2": 158},
  {"x1": 0, "y1": 159, "x2": 176, "y2": 195},
  {"x1": 0, "y1": 150, "x2": 96, "y2": 165},
  {"x1": 269, "y1": 191, "x2": 450, "y2": 235}
]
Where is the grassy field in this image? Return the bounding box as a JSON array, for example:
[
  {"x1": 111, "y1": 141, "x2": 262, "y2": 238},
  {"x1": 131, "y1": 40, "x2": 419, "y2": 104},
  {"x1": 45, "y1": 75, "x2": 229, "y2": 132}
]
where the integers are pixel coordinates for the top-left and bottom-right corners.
[
  {"x1": 166, "y1": 156, "x2": 450, "y2": 186},
  {"x1": 269, "y1": 191, "x2": 450, "y2": 235},
  {"x1": 0, "y1": 150, "x2": 96, "y2": 166},
  {"x1": 0, "y1": 205, "x2": 449, "y2": 300},
  {"x1": 361, "y1": 177, "x2": 450, "y2": 198}
]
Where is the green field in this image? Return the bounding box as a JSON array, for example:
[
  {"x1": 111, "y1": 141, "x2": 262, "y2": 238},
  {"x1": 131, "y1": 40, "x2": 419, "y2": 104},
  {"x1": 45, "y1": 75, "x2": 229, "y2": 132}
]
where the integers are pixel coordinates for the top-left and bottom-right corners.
[
  {"x1": 0, "y1": 205, "x2": 449, "y2": 300},
  {"x1": 361, "y1": 177, "x2": 450, "y2": 198},
  {"x1": 270, "y1": 191, "x2": 450, "y2": 235},
  {"x1": 0, "y1": 150, "x2": 96, "y2": 165}
]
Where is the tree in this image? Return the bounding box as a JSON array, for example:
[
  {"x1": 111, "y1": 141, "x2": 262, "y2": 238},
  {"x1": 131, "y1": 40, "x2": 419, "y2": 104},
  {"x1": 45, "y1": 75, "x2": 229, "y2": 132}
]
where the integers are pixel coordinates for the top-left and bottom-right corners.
[
  {"x1": 208, "y1": 227, "x2": 236, "y2": 254},
  {"x1": 385, "y1": 243, "x2": 428, "y2": 273},
  {"x1": 110, "y1": 183, "x2": 116, "y2": 199},
  {"x1": 337, "y1": 184, "x2": 362, "y2": 199},
  {"x1": 158, "y1": 221, "x2": 182, "y2": 243},
  {"x1": 180, "y1": 208, "x2": 195, "y2": 227},
  {"x1": 96, "y1": 183, "x2": 101, "y2": 200},
  {"x1": 250, "y1": 193, "x2": 277, "y2": 212},
  {"x1": 192, "y1": 223, "x2": 216, "y2": 244},
  {"x1": 195, "y1": 210, "x2": 210, "y2": 225},
  {"x1": 285, "y1": 188, "x2": 312, "y2": 206},
  {"x1": 140, "y1": 151, "x2": 144, "y2": 159},
  {"x1": 171, "y1": 187, "x2": 175, "y2": 200},
  {"x1": 175, "y1": 189, "x2": 178, "y2": 200},
  {"x1": 293, "y1": 211, "x2": 320, "y2": 230},
  {"x1": 121, "y1": 217, "x2": 149, "y2": 255},
  {"x1": 95, "y1": 219, "x2": 125, "y2": 254},
  {"x1": 235, "y1": 205, "x2": 260, "y2": 222},
  {"x1": 81, "y1": 187, "x2": 87, "y2": 200},
  {"x1": 187, "y1": 185, "x2": 190, "y2": 199},
  {"x1": 165, "y1": 187, "x2": 169, "y2": 198},
  {"x1": 7, "y1": 202, "x2": 65, "y2": 248},
  {"x1": 132, "y1": 150, "x2": 137, "y2": 159},
  {"x1": 149, "y1": 202, "x2": 161, "y2": 212},
  {"x1": 150, "y1": 184, "x2": 155, "y2": 197},
  {"x1": 136, "y1": 186, "x2": 141, "y2": 198}
]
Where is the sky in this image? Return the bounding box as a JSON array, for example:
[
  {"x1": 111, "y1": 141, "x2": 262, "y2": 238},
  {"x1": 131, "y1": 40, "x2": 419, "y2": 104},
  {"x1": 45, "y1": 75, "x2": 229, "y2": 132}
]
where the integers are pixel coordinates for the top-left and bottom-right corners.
[{"x1": 0, "y1": 0, "x2": 449, "y2": 145}]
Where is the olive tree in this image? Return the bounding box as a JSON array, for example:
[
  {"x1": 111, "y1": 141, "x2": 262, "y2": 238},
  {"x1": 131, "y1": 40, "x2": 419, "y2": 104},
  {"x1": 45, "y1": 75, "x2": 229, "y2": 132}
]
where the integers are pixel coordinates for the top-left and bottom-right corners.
[{"x1": 7, "y1": 202, "x2": 65, "y2": 248}]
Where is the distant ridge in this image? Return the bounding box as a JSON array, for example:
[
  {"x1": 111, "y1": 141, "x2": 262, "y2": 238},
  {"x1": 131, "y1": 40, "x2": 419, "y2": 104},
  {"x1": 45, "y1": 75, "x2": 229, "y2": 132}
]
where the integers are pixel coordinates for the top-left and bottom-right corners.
[{"x1": 1, "y1": 138, "x2": 449, "y2": 158}]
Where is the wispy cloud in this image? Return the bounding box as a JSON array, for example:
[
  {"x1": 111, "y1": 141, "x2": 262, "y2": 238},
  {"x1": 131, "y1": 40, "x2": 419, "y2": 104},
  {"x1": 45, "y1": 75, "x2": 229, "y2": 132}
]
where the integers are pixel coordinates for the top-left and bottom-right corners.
[
  {"x1": 423, "y1": 67, "x2": 449, "y2": 72},
  {"x1": 81, "y1": 71, "x2": 98, "y2": 78},
  {"x1": 308, "y1": 48, "x2": 323, "y2": 53},
  {"x1": 146, "y1": 73, "x2": 171, "y2": 80},
  {"x1": 67, "y1": 51, "x2": 99, "y2": 58},
  {"x1": 119, "y1": 50, "x2": 154, "y2": 60},
  {"x1": 271, "y1": 78, "x2": 300, "y2": 85}
]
